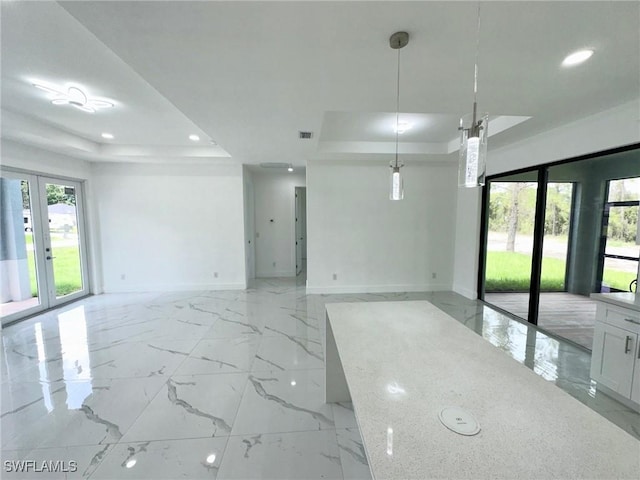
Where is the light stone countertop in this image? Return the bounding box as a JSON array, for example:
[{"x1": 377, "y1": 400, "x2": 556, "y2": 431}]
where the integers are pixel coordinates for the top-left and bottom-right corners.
[
  {"x1": 591, "y1": 292, "x2": 640, "y2": 313},
  {"x1": 325, "y1": 301, "x2": 640, "y2": 480}
]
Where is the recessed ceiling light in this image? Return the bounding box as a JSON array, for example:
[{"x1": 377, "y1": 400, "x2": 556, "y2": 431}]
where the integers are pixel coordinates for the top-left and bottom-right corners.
[
  {"x1": 101, "y1": 132, "x2": 114, "y2": 139},
  {"x1": 205, "y1": 454, "x2": 216, "y2": 464},
  {"x1": 562, "y1": 49, "x2": 594, "y2": 67},
  {"x1": 32, "y1": 81, "x2": 114, "y2": 113},
  {"x1": 287, "y1": 166, "x2": 294, "y2": 172},
  {"x1": 189, "y1": 134, "x2": 200, "y2": 141}
]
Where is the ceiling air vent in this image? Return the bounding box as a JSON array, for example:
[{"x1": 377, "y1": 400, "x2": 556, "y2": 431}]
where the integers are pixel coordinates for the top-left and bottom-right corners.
[{"x1": 298, "y1": 131, "x2": 313, "y2": 139}]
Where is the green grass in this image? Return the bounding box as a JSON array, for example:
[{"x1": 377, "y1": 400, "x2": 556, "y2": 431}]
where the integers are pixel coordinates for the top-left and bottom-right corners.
[
  {"x1": 486, "y1": 251, "x2": 636, "y2": 292},
  {"x1": 602, "y1": 268, "x2": 637, "y2": 293},
  {"x1": 485, "y1": 252, "x2": 565, "y2": 292},
  {"x1": 27, "y1": 246, "x2": 82, "y2": 297}
]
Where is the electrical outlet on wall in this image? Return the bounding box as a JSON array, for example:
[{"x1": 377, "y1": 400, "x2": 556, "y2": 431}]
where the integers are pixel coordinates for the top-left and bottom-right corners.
[
  {"x1": 432, "y1": 272, "x2": 437, "y2": 279},
  {"x1": 120, "y1": 274, "x2": 126, "y2": 280},
  {"x1": 214, "y1": 272, "x2": 219, "y2": 278},
  {"x1": 273, "y1": 262, "x2": 276, "y2": 267},
  {"x1": 333, "y1": 273, "x2": 337, "y2": 280}
]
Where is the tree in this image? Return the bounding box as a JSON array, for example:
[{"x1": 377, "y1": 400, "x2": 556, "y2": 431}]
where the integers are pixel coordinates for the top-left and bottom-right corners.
[
  {"x1": 506, "y1": 183, "x2": 521, "y2": 252},
  {"x1": 21, "y1": 181, "x2": 31, "y2": 209},
  {"x1": 503, "y1": 182, "x2": 537, "y2": 251},
  {"x1": 544, "y1": 183, "x2": 572, "y2": 236},
  {"x1": 18, "y1": 182, "x2": 76, "y2": 209},
  {"x1": 46, "y1": 184, "x2": 75, "y2": 206}
]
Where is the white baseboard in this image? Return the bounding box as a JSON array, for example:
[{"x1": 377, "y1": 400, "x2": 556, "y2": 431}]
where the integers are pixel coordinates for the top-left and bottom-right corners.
[
  {"x1": 596, "y1": 384, "x2": 640, "y2": 413},
  {"x1": 305, "y1": 283, "x2": 451, "y2": 295},
  {"x1": 256, "y1": 271, "x2": 296, "y2": 278},
  {"x1": 103, "y1": 282, "x2": 246, "y2": 293},
  {"x1": 452, "y1": 284, "x2": 478, "y2": 300}
]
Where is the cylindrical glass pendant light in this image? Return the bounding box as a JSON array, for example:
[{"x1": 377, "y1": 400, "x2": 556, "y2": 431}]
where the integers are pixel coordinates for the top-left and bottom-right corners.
[
  {"x1": 389, "y1": 31, "x2": 409, "y2": 201},
  {"x1": 390, "y1": 165, "x2": 404, "y2": 200},
  {"x1": 458, "y1": 108, "x2": 488, "y2": 187},
  {"x1": 458, "y1": 3, "x2": 488, "y2": 188}
]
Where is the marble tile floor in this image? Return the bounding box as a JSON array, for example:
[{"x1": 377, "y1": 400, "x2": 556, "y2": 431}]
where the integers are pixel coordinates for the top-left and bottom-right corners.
[
  {"x1": 484, "y1": 292, "x2": 598, "y2": 350},
  {"x1": 1, "y1": 278, "x2": 638, "y2": 479}
]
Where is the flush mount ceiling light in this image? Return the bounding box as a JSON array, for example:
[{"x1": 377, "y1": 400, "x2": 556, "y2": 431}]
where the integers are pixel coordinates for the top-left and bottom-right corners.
[
  {"x1": 389, "y1": 31, "x2": 409, "y2": 201},
  {"x1": 393, "y1": 121, "x2": 412, "y2": 135},
  {"x1": 189, "y1": 134, "x2": 200, "y2": 141},
  {"x1": 562, "y1": 49, "x2": 594, "y2": 67},
  {"x1": 32, "y1": 81, "x2": 114, "y2": 113},
  {"x1": 101, "y1": 132, "x2": 114, "y2": 139},
  {"x1": 287, "y1": 164, "x2": 294, "y2": 172},
  {"x1": 458, "y1": 3, "x2": 488, "y2": 188}
]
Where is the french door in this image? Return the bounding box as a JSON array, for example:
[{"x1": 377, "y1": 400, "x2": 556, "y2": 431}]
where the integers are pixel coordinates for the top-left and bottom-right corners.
[{"x1": 0, "y1": 171, "x2": 89, "y2": 325}]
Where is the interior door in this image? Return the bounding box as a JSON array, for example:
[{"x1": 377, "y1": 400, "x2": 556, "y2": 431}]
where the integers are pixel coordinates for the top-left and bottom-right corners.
[
  {"x1": 295, "y1": 187, "x2": 303, "y2": 276},
  {"x1": 38, "y1": 177, "x2": 90, "y2": 306},
  {"x1": 300, "y1": 187, "x2": 307, "y2": 260}
]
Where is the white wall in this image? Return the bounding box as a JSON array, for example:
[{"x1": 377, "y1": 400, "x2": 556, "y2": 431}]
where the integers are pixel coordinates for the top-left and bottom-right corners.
[
  {"x1": 307, "y1": 160, "x2": 457, "y2": 293},
  {"x1": 91, "y1": 162, "x2": 246, "y2": 292},
  {"x1": 1, "y1": 139, "x2": 92, "y2": 179},
  {"x1": 487, "y1": 100, "x2": 639, "y2": 175},
  {"x1": 253, "y1": 171, "x2": 306, "y2": 277},
  {"x1": 452, "y1": 99, "x2": 640, "y2": 299},
  {"x1": 452, "y1": 186, "x2": 482, "y2": 299}
]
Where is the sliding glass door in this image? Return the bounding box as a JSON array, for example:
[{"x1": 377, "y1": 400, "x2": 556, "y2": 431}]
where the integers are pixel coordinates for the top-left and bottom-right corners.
[
  {"x1": 480, "y1": 147, "x2": 640, "y2": 351},
  {"x1": 482, "y1": 171, "x2": 539, "y2": 321},
  {"x1": 0, "y1": 171, "x2": 89, "y2": 324}
]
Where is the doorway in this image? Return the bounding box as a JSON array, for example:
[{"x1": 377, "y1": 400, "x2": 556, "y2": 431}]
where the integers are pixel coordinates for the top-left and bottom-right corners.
[
  {"x1": 0, "y1": 171, "x2": 89, "y2": 324},
  {"x1": 294, "y1": 186, "x2": 307, "y2": 280}
]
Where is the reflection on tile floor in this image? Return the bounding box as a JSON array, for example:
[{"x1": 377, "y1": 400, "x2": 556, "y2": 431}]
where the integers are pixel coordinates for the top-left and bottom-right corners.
[{"x1": 1, "y1": 279, "x2": 638, "y2": 479}]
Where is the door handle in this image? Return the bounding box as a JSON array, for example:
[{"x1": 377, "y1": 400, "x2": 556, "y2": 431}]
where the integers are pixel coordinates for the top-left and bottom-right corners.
[
  {"x1": 624, "y1": 335, "x2": 632, "y2": 354},
  {"x1": 46, "y1": 256, "x2": 56, "y2": 260},
  {"x1": 624, "y1": 318, "x2": 640, "y2": 326}
]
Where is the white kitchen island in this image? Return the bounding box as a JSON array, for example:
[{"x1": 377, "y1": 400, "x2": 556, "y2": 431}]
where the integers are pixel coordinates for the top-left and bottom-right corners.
[{"x1": 325, "y1": 301, "x2": 639, "y2": 479}]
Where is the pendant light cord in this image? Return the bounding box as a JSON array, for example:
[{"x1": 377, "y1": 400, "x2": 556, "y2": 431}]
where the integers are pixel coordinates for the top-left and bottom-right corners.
[
  {"x1": 473, "y1": 2, "x2": 481, "y2": 110},
  {"x1": 470, "y1": 2, "x2": 482, "y2": 130},
  {"x1": 395, "y1": 45, "x2": 401, "y2": 168}
]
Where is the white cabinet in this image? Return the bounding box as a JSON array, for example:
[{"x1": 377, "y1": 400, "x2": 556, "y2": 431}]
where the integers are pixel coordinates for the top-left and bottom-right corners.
[
  {"x1": 590, "y1": 302, "x2": 640, "y2": 410},
  {"x1": 591, "y1": 322, "x2": 636, "y2": 397}
]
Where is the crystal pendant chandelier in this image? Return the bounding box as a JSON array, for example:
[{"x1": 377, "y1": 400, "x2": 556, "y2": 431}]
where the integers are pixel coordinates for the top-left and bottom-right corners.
[
  {"x1": 458, "y1": 3, "x2": 488, "y2": 188},
  {"x1": 389, "y1": 31, "x2": 409, "y2": 201}
]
